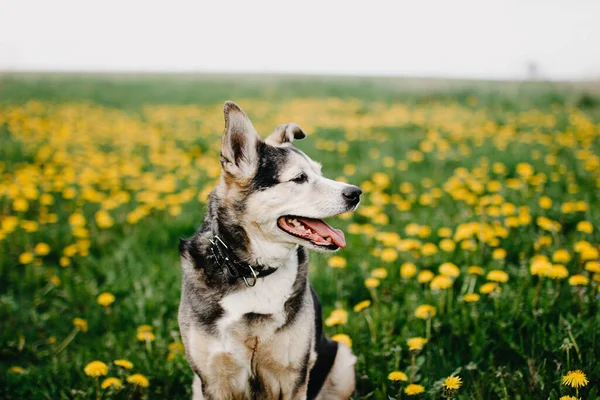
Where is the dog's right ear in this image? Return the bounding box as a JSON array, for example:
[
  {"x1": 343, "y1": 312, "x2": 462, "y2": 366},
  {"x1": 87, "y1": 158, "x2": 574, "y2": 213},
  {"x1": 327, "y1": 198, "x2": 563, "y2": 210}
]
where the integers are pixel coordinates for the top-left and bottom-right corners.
[
  {"x1": 265, "y1": 123, "x2": 307, "y2": 147},
  {"x1": 221, "y1": 101, "x2": 260, "y2": 181}
]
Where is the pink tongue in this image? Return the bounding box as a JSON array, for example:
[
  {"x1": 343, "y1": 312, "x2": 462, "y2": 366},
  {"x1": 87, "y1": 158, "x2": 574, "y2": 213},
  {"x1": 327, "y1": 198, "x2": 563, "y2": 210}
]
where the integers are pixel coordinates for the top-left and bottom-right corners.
[{"x1": 298, "y1": 218, "x2": 346, "y2": 248}]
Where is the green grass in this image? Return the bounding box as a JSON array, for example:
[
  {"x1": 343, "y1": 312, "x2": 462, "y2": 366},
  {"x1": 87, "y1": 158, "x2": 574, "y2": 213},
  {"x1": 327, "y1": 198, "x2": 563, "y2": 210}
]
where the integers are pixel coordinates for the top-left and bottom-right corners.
[{"x1": 1, "y1": 74, "x2": 599, "y2": 399}]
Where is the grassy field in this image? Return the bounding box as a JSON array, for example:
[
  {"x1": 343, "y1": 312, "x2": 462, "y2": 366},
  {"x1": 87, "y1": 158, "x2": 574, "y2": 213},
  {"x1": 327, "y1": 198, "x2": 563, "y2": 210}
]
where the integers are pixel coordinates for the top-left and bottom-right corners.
[{"x1": 1, "y1": 74, "x2": 600, "y2": 399}]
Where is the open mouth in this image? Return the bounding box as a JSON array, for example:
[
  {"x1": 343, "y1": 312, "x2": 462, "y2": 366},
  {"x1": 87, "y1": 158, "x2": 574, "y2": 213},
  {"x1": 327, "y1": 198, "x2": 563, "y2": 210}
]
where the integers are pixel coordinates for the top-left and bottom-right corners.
[{"x1": 277, "y1": 216, "x2": 346, "y2": 250}]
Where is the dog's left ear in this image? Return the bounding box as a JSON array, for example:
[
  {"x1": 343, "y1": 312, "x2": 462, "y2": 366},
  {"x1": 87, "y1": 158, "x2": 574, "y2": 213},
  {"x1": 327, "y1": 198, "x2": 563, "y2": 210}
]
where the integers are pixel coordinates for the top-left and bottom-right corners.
[{"x1": 265, "y1": 123, "x2": 306, "y2": 147}]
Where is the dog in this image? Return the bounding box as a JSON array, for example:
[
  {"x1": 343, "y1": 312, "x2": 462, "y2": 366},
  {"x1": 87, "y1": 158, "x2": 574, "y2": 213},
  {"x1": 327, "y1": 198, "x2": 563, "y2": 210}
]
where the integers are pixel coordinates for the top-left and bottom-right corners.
[{"x1": 178, "y1": 101, "x2": 361, "y2": 400}]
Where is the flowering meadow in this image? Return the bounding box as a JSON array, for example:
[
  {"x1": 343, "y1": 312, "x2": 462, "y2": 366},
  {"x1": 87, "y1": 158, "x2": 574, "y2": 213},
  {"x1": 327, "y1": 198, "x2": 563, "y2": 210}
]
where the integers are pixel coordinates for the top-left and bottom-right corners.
[{"x1": 1, "y1": 76, "x2": 599, "y2": 399}]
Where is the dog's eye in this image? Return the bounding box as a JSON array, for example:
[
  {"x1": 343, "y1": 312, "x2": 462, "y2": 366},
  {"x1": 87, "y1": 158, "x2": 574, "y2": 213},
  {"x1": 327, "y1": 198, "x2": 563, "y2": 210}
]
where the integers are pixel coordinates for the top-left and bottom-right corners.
[{"x1": 290, "y1": 173, "x2": 308, "y2": 184}]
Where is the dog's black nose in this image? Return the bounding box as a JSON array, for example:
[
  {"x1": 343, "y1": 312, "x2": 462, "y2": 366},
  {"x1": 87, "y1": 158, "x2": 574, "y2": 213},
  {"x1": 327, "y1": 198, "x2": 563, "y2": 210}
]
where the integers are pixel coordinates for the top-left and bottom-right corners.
[{"x1": 343, "y1": 186, "x2": 362, "y2": 206}]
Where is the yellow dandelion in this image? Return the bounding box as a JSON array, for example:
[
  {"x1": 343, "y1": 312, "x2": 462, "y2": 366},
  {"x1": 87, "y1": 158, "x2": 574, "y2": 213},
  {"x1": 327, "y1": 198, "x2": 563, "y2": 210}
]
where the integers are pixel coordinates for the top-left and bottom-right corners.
[
  {"x1": 486, "y1": 270, "x2": 509, "y2": 283},
  {"x1": 430, "y1": 275, "x2": 453, "y2": 290},
  {"x1": 331, "y1": 333, "x2": 352, "y2": 348},
  {"x1": 480, "y1": 282, "x2": 500, "y2": 294},
  {"x1": 562, "y1": 370, "x2": 588, "y2": 388},
  {"x1": 584, "y1": 261, "x2": 600, "y2": 273},
  {"x1": 73, "y1": 318, "x2": 88, "y2": 332},
  {"x1": 353, "y1": 300, "x2": 371, "y2": 313},
  {"x1": 530, "y1": 259, "x2": 552, "y2": 277},
  {"x1": 400, "y1": 263, "x2": 417, "y2": 279},
  {"x1": 417, "y1": 270, "x2": 434, "y2": 284},
  {"x1": 388, "y1": 371, "x2": 408, "y2": 381},
  {"x1": 19, "y1": 252, "x2": 34, "y2": 265},
  {"x1": 325, "y1": 309, "x2": 348, "y2": 327},
  {"x1": 538, "y1": 196, "x2": 552, "y2": 209},
  {"x1": 137, "y1": 324, "x2": 152, "y2": 333},
  {"x1": 463, "y1": 293, "x2": 480, "y2": 303},
  {"x1": 114, "y1": 359, "x2": 133, "y2": 369},
  {"x1": 328, "y1": 256, "x2": 347, "y2": 268},
  {"x1": 380, "y1": 248, "x2": 398, "y2": 262},
  {"x1": 407, "y1": 337, "x2": 428, "y2": 351},
  {"x1": 568, "y1": 275, "x2": 589, "y2": 286},
  {"x1": 33, "y1": 242, "x2": 51, "y2": 256},
  {"x1": 97, "y1": 292, "x2": 116, "y2": 307},
  {"x1": 552, "y1": 249, "x2": 571, "y2": 263},
  {"x1": 558, "y1": 396, "x2": 578, "y2": 400},
  {"x1": 405, "y1": 383, "x2": 425, "y2": 395},
  {"x1": 414, "y1": 304, "x2": 436, "y2": 319},
  {"x1": 492, "y1": 248, "x2": 506, "y2": 260},
  {"x1": 95, "y1": 209, "x2": 114, "y2": 229},
  {"x1": 9, "y1": 366, "x2": 27, "y2": 374},
  {"x1": 137, "y1": 331, "x2": 156, "y2": 342},
  {"x1": 548, "y1": 264, "x2": 569, "y2": 280},
  {"x1": 126, "y1": 373, "x2": 149, "y2": 388},
  {"x1": 364, "y1": 277, "x2": 380, "y2": 288},
  {"x1": 576, "y1": 221, "x2": 593, "y2": 234},
  {"x1": 101, "y1": 377, "x2": 123, "y2": 389},
  {"x1": 371, "y1": 268, "x2": 388, "y2": 279},
  {"x1": 443, "y1": 375, "x2": 463, "y2": 390},
  {"x1": 439, "y1": 262, "x2": 460, "y2": 278},
  {"x1": 84, "y1": 361, "x2": 108, "y2": 377},
  {"x1": 468, "y1": 266, "x2": 483, "y2": 275}
]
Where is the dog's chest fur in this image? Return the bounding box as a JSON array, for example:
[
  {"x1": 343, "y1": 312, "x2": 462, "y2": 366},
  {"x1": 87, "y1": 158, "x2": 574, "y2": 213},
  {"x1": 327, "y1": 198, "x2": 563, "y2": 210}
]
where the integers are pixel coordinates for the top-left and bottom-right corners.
[{"x1": 179, "y1": 244, "x2": 318, "y2": 399}]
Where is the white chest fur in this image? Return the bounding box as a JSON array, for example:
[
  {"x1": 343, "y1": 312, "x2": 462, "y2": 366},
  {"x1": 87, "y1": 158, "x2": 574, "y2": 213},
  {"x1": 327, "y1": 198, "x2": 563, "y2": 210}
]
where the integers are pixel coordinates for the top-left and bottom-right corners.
[{"x1": 217, "y1": 256, "x2": 298, "y2": 334}]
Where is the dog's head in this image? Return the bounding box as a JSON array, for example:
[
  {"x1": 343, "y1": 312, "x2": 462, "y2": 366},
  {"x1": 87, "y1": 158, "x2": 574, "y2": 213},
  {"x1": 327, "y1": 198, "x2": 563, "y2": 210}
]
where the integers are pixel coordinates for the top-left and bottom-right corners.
[{"x1": 215, "y1": 101, "x2": 361, "y2": 253}]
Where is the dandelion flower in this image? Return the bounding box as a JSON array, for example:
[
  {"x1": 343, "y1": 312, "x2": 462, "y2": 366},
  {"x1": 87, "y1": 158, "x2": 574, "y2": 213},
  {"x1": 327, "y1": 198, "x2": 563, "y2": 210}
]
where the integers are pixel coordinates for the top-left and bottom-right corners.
[
  {"x1": 126, "y1": 373, "x2": 149, "y2": 388},
  {"x1": 548, "y1": 264, "x2": 569, "y2": 280},
  {"x1": 380, "y1": 248, "x2": 398, "y2": 262},
  {"x1": 562, "y1": 370, "x2": 588, "y2": 388},
  {"x1": 530, "y1": 259, "x2": 552, "y2": 276},
  {"x1": 388, "y1": 371, "x2": 408, "y2": 381},
  {"x1": 414, "y1": 304, "x2": 436, "y2": 319},
  {"x1": 568, "y1": 275, "x2": 589, "y2": 286},
  {"x1": 73, "y1": 318, "x2": 88, "y2": 332},
  {"x1": 553, "y1": 249, "x2": 571, "y2": 263},
  {"x1": 137, "y1": 324, "x2": 152, "y2": 333},
  {"x1": 364, "y1": 278, "x2": 380, "y2": 288},
  {"x1": 430, "y1": 275, "x2": 453, "y2": 290},
  {"x1": 137, "y1": 331, "x2": 156, "y2": 342},
  {"x1": 492, "y1": 248, "x2": 506, "y2": 260},
  {"x1": 443, "y1": 375, "x2": 463, "y2": 390},
  {"x1": 439, "y1": 262, "x2": 460, "y2": 278},
  {"x1": 353, "y1": 300, "x2": 371, "y2": 312},
  {"x1": 34, "y1": 242, "x2": 50, "y2": 256},
  {"x1": 584, "y1": 261, "x2": 599, "y2": 273},
  {"x1": 97, "y1": 292, "x2": 116, "y2": 307},
  {"x1": 9, "y1": 366, "x2": 26, "y2": 374},
  {"x1": 371, "y1": 268, "x2": 388, "y2": 279},
  {"x1": 331, "y1": 334, "x2": 352, "y2": 348},
  {"x1": 404, "y1": 383, "x2": 425, "y2": 395},
  {"x1": 114, "y1": 359, "x2": 133, "y2": 369},
  {"x1": 95, "y1": 210, "x2": 114, "y2": 229},
  {"x1": 417, "y1": 270, "x2": 434, "y2": 284},
  {"x1": 84, "y1": 361, "x2": 108, "y2": 377},
  {"x1": 328, "y1": 256, "x2": 346, "y2": 268},
  {"x1": 401, "y1": 263, "x2": 417, "y2": 279},
  {"x1": 407, "y1": 337, "x2": 428, "y2": 351},
  {"x1": 480, "y1": 282, "x2": 500, "y2": 294},
  {"x1": 463, "y1": 293, "x2": 480, "y2": 303},
  {"x1": 101, "y1": 377, "x2": 122, "y2": 389},
  {"x1": 468, "y1": 266, "x2": 483, "y2": 276},
  {"x1": 325, "y1": 309, "x2": 348, "y2": 327},
  {"x1": 486, "y1": 270, "x2": 509, "y2": 283},
  {"x1": 19, "y1": 252, "x2": 34, "y2": 264},
  {"x1": 559, "y1": 396, "x2": 578, "y2": 400},
  {"x1": 576, "y1": 221, "x2": 593, "y2": 233}
]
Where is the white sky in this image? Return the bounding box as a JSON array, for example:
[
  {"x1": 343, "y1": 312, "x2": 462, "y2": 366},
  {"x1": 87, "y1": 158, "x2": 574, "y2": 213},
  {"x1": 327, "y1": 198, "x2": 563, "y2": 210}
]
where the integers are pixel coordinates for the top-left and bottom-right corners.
[{"x1": 1, "y1": 0, "x2": 599, "y2": 80}]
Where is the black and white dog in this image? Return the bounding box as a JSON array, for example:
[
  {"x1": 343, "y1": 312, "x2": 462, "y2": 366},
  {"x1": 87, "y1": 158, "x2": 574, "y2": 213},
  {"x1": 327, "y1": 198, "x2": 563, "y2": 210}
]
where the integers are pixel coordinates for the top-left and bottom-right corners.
[{"x1": 178, "y1": 102, "x2": 361, "y2": 399}]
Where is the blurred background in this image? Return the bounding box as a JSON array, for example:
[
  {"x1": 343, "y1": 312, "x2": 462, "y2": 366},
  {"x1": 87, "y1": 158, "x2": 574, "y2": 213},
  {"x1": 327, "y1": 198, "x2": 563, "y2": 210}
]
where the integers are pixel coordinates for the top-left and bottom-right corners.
[{"x1": 1, "y1": 0, "x2": 599, "y2": 80}]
